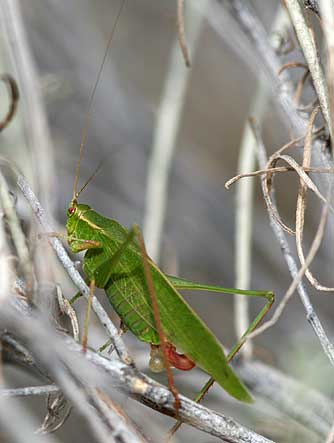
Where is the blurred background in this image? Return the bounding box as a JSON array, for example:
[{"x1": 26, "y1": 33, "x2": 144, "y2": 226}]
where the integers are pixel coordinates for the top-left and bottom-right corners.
[{"x1": 0, "y1": 1, "x2": 333, "y2": 441}]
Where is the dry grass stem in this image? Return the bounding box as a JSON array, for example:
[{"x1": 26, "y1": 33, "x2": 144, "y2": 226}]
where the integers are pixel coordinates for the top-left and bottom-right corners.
[
  {"x1": 248, "y1": 203, "x2": 329, "y2": 340},
  {"x1": 278, "y1": 61, "x2": 308, "y2": 76},
  {"x1": 56, "y1": 285, "x2": 79, "y2": 342},
  {"x1": 177, "y1": 0, "x2": 191, "y2": 67},
  {"x1": 295, "y1": 106, "x2": 334, "y2": 291},
  {"x1": 225, "y1": 165, "x2": 334, "y2": 189},
  {"x1": 249, "y1": 119, "x2": 334, "y2": 367}
]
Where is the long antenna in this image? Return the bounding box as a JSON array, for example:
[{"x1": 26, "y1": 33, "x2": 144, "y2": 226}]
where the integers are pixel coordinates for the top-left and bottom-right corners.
[
  {"x1": 76, "y1": 161, "x2": 103, "y2": 198},
  {"x1": 72, "y1": 0, "x2": 126, "y2": 201}
]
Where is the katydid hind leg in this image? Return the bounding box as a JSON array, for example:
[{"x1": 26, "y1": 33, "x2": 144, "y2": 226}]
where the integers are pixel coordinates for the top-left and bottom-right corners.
[
  {"x1": 167, "y1": 277, "x2": 274, "y2": 438},
  {"x1": 169, "y1": 275, "x2": 274, "y2": 392},
  {"x1": 169, "y1": 274, "x2": 274, "y2": 350},
  {"x1": 133, "y1": 225, "x2": 181, "y2": 415}
]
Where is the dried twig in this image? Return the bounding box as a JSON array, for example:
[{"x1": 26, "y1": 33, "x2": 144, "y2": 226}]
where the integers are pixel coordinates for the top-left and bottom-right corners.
[{"x1": 0, "y1": 385, "x2": 60, "y2": 397}]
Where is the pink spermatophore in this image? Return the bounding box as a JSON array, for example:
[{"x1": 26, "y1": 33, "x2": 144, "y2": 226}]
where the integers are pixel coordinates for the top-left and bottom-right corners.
[{"x1": 166, "y1": 343, "x2": 196, "y2": 371}]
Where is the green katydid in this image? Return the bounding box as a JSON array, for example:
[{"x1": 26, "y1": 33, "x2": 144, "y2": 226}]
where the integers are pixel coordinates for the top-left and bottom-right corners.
[
  {"x1": 65, "y1": 0, "x2": 274, "y2": 408},
  {"x1": 66, "y1": 192, "x2": 274, "y2": 405}
]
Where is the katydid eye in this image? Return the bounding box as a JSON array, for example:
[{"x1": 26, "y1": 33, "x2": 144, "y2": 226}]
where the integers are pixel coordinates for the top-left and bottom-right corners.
[{"x1": 68, "y1": 207, "x2": 76, "y2": 215}]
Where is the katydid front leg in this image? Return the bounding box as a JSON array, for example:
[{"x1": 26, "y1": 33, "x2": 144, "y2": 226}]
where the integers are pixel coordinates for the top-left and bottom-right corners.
[
  {"x1": 68, "y1": 228, "x2": 135, "y2": 352},
  {"x1": 82, "y1": 279, "x2": 95, "y2": 353}
]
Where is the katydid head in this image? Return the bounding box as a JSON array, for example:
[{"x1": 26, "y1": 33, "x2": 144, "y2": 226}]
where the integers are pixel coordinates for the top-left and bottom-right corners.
[{"x1": 66, "y1": 200, "x2": 91, "y2": 237}]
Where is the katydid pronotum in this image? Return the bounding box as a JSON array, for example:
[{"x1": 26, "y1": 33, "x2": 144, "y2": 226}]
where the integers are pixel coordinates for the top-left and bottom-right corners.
[{"x1": 64, "y1": 0, "x2": 274, "y2": 412}]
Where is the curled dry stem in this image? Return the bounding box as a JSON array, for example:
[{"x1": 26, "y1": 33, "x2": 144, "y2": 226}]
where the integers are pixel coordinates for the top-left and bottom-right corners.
[
  {"x1": 278, "y1": 61, "x2": 308, "y2": 76},
  {"x1": 295, "y1": 106, "x2": 334, "y2": 291},
  {"x1": 247, "y1": 116, "x2": 331, "y2": 340},
  {"x1": 248, "y1": 202, "x2": 329, "y2": 340},
  {"x1": 0, "y1": 74, "x2": 19, "y2": 131},
  {"x1": 225, "y1": 165, "x2": 334, "y2": 189},
  {"x1": 294, "y1": 69, "x2": 310, "y2": 105}
]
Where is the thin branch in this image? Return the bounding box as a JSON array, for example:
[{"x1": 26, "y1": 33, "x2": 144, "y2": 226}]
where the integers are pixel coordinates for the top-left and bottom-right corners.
[
  {"x1": 16, "y1": 172, "x2": 133, "y2": 366},
  {"x1": 0, "y1": 385, "x2": 60, "y2": 397}
]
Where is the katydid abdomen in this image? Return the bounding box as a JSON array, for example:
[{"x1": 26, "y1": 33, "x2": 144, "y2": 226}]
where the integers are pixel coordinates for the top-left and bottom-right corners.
[{"x1": 67, "y1": 203, "x2": 252, "y2": 403}]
